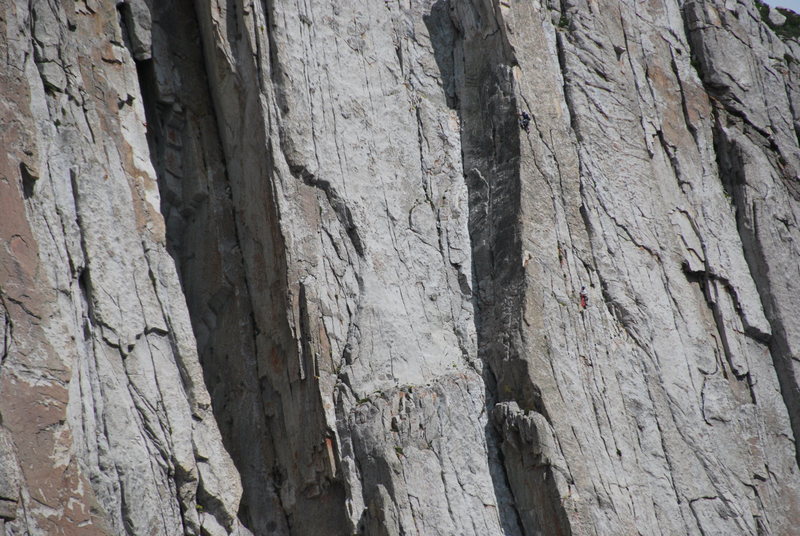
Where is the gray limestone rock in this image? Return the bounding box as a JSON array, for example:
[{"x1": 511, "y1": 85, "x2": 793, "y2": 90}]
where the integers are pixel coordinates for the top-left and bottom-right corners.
[
  {"x1": 0, "y1": 1, "x2": 248, "y2": 534},
  {"x1": 770, "y1": 7, "x2": 788, "y2": 27},
  {"x1": 2, "y1": 0, "x2": 800, "y2": 535}
]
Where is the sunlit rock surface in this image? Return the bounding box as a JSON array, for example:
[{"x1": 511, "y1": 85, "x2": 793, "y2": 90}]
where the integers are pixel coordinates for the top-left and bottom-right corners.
[{"x1": 2, "y1": 1, "x2": 800, "y2": 534}]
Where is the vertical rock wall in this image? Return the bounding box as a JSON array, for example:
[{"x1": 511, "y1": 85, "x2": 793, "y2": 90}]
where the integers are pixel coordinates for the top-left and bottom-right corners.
[
  {"x1": 181, "y1": 0, "x2": 518, "y2": 533},
  {"x1": 686, "y1": 0, "x2": 800, "y2": 462},
  {"x1": 2, "y1": 0, "x2": 800, "y2": 535},
  {"x1": 0, "y1": 1, "x2": 247, "y2": 534},
  {"x1": 458, "y1": 0, "x2": 800, "y2": 533}
]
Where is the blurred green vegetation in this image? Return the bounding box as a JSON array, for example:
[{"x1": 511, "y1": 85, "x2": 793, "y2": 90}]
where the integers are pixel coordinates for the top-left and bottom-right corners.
[{"x1": 756, "y1": 0, "x2": 800, "y2": 39}]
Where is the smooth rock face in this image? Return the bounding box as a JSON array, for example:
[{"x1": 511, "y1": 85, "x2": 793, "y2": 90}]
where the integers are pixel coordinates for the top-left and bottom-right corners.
[{"x1": 2, "y1": 0, "x2": 800, "y2": 535}]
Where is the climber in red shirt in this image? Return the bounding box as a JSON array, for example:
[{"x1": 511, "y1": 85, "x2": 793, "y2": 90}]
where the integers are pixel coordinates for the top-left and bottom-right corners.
[{"x1": 580, "y1": 286, "x2": 588, "y2": 309}]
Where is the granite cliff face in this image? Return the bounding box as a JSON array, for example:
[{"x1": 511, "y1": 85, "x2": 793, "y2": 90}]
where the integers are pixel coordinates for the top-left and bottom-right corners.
[{"x1": 2, "y1": 0, "x2": 800, "y2": 534}]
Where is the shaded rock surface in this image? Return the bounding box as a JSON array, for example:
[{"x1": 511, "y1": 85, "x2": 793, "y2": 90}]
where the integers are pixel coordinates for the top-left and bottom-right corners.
[
  {"x1": 0, "y1": 1, "x2": 248, "y2": 534},
  {"x1": 1, "y1": 0, "x2": 800, "y2": 535}
]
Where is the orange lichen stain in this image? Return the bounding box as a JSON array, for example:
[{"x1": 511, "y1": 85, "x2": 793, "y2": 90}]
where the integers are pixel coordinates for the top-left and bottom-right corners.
[
  {"x1": 324, "y1": 437, "x2": 337, "y2": 477},
  {"x1": 9, "y1": 235, "x2": 30, "y2": 258},
  {"x1": 0, "y1": 8, "x2": 109, "y2": 532},
  {"x1": 269, "y1": 345, "x2": 284, "y2": 372},
  {"x1": 1, "y1": 374, "x2": 108, "y2": 535},
  {"x1": 0, "y1": 185, "x2": 37, "y2": 282}
]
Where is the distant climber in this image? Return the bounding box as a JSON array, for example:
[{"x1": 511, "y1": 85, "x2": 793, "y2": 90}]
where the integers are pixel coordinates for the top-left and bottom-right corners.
[
  {"x1": 579, "y1": 286, "x2": 588, "y2": 309},
  {"x1": 519, "y1": 111, "x2": 531, "y2": 133}
]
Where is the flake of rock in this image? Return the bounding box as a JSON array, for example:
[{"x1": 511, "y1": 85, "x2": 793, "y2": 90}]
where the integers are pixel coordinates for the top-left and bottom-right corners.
[{"x1": 770, "y1": 7, "x2": 787, "y2": 26}]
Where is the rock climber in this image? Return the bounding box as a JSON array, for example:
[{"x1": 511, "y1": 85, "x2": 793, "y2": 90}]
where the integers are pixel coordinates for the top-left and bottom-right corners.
[
  {"x1": 580, "y1": 286, "x2": 588, "y2": 309},
  {"x1": 519, "y1": 111, "x2": 531, "y2": 133}
]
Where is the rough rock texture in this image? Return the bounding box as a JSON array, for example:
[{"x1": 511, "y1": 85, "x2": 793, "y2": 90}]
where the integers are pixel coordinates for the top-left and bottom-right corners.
[
  {"x1": 3, "y1": 0, "x2": 800, "y2": 535},
  {"x1": 0, "y1": 1, "x2": 248, "y2": 534},
  {"x1": 477, "y1": 1, "x2": 800, "y2": 533}
]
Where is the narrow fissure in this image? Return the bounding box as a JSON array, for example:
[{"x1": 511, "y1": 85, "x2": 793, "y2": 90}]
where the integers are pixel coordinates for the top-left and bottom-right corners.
[{"x1": 0, "y1": 304, "x2": 11, "y2": 368}]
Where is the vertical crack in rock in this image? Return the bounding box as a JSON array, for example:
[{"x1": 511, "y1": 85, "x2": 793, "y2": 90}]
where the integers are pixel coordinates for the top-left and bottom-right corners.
[
  {"x1": 125, "y1": 0, "x2": 292, "y2": 532},
  {"x1": 0, "y1": 306, "x2": 11, "y2": 368},
  {"x1": 444, "y1": 1, "x2": 571, "y2": 534},
  {"x1": 157, "y1": 0, "x2": 361, "y2": 532}
]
